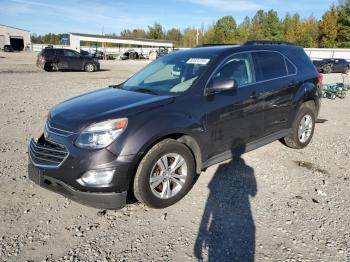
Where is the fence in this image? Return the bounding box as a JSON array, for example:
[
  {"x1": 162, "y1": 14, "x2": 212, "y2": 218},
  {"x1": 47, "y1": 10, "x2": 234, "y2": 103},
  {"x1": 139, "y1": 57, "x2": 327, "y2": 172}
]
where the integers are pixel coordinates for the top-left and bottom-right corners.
[
  {"x1": 304, "y1": 48, "x2": 350, "y2": 61},
  {"x1": 32, "y1": 44, "x2": 350, "y2": 61},
  {"x1": 32, "y1": 44, "x2": 167, "y2": 56}
]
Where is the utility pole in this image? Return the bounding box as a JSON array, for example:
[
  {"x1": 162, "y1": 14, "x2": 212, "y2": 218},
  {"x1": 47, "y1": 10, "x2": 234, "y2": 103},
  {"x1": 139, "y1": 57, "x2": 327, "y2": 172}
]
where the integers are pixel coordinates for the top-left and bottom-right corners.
[
  {"x1": 196, "y1": 29, "x2": 199, "y2": 46},
  {"x1": 102, "y1": 26, "x2": 105, "y2": 60}
]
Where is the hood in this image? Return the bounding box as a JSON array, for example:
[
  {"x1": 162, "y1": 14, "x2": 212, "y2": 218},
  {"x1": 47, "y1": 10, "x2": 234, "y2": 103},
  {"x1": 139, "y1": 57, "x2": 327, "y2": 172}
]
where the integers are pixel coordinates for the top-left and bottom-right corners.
[{"x1": 49, "y1": 87, "x2": 174, "y2": 131}]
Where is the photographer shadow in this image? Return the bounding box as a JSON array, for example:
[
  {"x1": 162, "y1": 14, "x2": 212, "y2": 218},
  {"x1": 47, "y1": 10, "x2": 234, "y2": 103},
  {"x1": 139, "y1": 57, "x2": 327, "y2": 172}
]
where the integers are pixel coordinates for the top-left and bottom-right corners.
[{"x1": 194, "y1": 145, "x2": 257, "y2": 262}]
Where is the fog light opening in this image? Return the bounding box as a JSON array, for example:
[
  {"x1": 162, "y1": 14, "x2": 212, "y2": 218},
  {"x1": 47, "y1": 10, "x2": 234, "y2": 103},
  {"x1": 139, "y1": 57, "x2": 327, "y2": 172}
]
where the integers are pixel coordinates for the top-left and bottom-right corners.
[{"x1": 77, "y1": 169, "x2": 115, "y2": 187}]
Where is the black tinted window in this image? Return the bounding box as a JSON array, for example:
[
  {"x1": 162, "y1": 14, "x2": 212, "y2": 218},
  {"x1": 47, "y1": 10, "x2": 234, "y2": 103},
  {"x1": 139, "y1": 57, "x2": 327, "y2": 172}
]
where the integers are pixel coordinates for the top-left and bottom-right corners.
[
  {"x1": 253, "y1": 51, "x2": 287, "y2": 81},
  {"x1": 64, "y1": 50, "x2": 80, "y2": 57},
  {"x1": 212, "y1": 52, "x2": 255, "y2": 87}
]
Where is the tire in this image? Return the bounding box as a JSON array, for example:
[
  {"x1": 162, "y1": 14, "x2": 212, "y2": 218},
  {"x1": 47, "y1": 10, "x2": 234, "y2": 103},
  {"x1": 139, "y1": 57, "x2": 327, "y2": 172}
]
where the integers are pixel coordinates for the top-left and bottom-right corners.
[
  {"x1": 340, "y1": 92, "x2": 346, "y2": 99},
  {"x1": 344, "y1": 66, "x2": 349, "y2": 74},
  {"x1": 84, "y1": 63, "x2": 95, "y2": 72},
  {"x1": 322, "y1": 92, "x2": 327, "y2": 98},
  {"x1": 323, "y1": 65, "x2": 332, "y2": 74},
  {"x1": 133, "y1": 139, "x2": 196, "y2": 209},
  {"x1": 331, "y1": 94, "x2": 336, "y2": 99},
  {"x1": 43, "y1": 63, "x2": 53, "y2": 72},
  {"x1": 281, "y1": 101, "x2": 316, "y2": 149}
]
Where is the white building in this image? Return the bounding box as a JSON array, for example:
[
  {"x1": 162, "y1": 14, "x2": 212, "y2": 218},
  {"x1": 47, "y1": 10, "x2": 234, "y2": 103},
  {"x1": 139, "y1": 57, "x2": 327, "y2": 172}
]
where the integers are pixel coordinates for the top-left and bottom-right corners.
[
  {"x1": 70, "y1": 33, "x2": 173, "y2": 52},
  {"x1": 0, "y1": 24, "x2": 31, "y2": 51}
]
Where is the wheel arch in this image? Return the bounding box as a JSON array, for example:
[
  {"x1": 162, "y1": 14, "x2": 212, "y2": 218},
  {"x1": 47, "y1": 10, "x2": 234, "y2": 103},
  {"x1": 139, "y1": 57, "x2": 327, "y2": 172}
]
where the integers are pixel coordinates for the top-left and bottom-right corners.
[
  {"x1": 293, "y1": 81, "x2": 320, "y2": 118},
  {"x1": 130, "y1": 133, "x2": 203, "y2": 179}
]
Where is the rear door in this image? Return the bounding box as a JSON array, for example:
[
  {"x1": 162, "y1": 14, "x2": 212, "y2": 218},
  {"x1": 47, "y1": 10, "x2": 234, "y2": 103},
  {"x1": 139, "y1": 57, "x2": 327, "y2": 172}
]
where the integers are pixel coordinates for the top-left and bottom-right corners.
[
  {"x1": 252, "y1": 50, "x2": 297, "y2": 135},
  {"x1": 205, "y1": 52, "x2": 265, "y2": 156}
]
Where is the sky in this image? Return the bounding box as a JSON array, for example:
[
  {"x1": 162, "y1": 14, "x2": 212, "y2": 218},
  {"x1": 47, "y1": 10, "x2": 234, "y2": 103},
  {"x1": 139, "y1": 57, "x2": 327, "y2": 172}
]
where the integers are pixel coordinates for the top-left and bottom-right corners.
[{"x1": 0, "y1": 0, "x2": 336, "y2": 35}]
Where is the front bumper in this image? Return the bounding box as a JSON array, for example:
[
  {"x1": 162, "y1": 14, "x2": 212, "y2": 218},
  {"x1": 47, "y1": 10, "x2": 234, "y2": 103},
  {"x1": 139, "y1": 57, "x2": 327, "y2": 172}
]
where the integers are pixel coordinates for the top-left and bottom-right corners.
[
  {"x1": 28, "y1": 162, "x2": 127, "y2": 209},
  {"x1": 27, "y1": 124, "x2": 135, "y2": 209}
]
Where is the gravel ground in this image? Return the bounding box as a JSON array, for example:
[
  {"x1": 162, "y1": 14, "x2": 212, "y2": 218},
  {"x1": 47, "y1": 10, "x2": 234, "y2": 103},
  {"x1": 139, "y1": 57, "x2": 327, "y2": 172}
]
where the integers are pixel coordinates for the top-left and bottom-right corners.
[{"x1": 0, "y1": 52, "x2": 349, "y2": 262}]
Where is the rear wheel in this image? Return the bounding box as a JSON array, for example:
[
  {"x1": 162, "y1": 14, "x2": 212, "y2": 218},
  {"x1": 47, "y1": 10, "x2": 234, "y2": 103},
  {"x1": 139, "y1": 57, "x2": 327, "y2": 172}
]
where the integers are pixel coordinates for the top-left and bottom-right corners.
[
  {"x1": 281, "y1": 101, "x2": 316, "y2": 149},
  {"x1": 133, "y1": 139, "x2": 196, "y2": 209},
  {"x1": 84, "y1": 63, "x2": 95, "y2": 72},
  {"x1": 43, "y1": 63, "x2": 53, "y2": 72},
  {"x1": 344, "y1": 66, "x2": 349, "y2": 74}
]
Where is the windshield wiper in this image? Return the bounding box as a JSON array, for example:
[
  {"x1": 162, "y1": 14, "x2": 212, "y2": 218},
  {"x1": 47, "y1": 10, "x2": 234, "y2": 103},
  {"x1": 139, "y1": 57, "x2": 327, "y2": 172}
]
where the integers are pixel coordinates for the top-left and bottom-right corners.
[{"x1": 133, "y1": 87, "x2": 159, "y2": 95}]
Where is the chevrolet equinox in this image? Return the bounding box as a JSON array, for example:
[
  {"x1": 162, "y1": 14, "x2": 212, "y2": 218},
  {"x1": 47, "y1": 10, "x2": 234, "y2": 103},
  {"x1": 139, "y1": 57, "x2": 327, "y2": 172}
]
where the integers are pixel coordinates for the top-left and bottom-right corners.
[{"x1": 28, "y1": 41, "x2": 322, "y2": 209}]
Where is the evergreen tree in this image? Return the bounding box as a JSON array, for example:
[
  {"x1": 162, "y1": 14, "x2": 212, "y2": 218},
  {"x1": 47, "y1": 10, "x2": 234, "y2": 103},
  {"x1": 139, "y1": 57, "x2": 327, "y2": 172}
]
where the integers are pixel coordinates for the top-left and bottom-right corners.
[{"x1": 337, "y1": 0, "x2": 350, "y2": 47}]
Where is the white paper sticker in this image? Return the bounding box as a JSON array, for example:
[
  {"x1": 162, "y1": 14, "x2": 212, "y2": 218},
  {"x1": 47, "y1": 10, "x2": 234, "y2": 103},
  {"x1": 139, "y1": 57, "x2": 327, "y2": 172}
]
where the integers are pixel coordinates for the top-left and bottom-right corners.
[{"x1": 186, "y1": 58, "x2": 210, "y2": 65}]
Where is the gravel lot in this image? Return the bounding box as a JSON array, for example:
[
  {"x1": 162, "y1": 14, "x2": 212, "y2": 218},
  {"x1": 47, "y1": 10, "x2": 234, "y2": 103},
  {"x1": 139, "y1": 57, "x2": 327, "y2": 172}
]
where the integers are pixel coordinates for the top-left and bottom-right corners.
[{"x1": 0, "y1": 52, "x2": 349, "y2": 262}]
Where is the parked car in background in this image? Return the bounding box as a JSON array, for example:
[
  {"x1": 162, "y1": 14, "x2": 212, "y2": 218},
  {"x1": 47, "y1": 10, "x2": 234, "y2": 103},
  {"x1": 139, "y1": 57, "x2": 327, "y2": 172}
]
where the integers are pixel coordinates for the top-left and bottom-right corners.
[
  {"x1": 3, "y1": 45, "x2": 14, "y2": 52},
  {"x1": 91, "y1": 51, "x2": 115, "y2": 60},
  {"x1": 37, "y1": 48, "x2": 100, "y2": 72},
  {"x1": 313, "y1": 58, "x2": 349, "y2": 74},
  {"x1": 120, "y1": 49, "x2": 139, "y2": 60},
  {"x1": 80, "y1": 50, "x2": 93, "y2": 57},
  {"x1": 29, "y1": 40, "x2": 321, "y2": 210}
]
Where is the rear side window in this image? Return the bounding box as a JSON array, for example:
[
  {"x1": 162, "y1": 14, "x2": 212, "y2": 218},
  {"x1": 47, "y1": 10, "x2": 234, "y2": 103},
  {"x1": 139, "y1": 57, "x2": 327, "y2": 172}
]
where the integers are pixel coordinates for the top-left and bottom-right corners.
[{"x1": 253, "y1": 51, "x2": 287, "y2": 81}]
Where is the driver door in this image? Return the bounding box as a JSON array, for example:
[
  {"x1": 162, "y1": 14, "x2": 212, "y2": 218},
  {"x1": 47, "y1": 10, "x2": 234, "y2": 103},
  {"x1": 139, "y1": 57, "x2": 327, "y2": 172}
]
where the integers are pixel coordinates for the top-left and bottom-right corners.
[
  {"x1": 205, "y1": 52, "x2": 265, "y2": 156},
  {"x1": 58, "y1": 50, "x2": 83, "y2": 70}
]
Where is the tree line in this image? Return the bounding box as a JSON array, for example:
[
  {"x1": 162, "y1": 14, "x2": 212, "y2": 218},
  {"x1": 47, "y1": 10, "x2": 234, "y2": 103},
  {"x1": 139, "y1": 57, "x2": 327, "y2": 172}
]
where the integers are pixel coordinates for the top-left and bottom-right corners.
[{"x1": 31, "y1": 0, "x2": 350, "y2": 48}]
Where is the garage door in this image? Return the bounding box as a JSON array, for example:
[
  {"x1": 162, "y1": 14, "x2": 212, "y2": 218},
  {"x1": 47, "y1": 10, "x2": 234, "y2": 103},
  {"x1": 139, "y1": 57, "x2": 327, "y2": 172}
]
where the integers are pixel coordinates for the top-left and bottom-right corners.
[
  {"x1": 10, "y1": 37, "x2": 24, "y2": 51},
  {"x1": 0, "y1": 35, "x2": 5, "y2": 49}
]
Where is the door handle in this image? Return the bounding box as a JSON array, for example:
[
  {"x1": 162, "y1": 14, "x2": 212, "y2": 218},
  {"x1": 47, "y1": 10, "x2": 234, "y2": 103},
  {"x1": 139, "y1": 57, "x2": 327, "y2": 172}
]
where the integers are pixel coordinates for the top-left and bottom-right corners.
[
  {"x1": 250, "y1": 92, "x2": 262, "y2": 99},
  {"x1": 289, "y1": 80, "x2": 300, "y2": 87}
]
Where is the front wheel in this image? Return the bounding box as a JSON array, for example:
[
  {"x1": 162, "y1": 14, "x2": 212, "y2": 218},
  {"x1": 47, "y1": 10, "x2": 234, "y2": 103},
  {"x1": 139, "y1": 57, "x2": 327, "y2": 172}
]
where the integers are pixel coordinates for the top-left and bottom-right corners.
[
  {"x1": 281, "y1": 102, "x2": 316, "y2": 149},
  {"x1": 84, "y1": 63, "x2": 95, "y2": 72},
  {"x1": 133, "y1": 139, "x2": 196, "y2": 209}
]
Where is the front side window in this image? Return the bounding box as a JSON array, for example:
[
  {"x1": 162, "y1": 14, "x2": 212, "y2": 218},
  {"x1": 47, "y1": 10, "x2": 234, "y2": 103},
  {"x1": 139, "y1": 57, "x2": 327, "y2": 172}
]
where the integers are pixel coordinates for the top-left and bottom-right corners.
[
  {"x1": 211, "y1": 52, "x2": 256, "y2": 88},
  {"x1": 253, "y1": 51, "x2": 287, "y2": 81},
  {"x1": 122, "y1": 52, "x2": 214, "y2": 95},
  {"x1": 64, "y1": 50, "x2": 80, "y2": 57}
]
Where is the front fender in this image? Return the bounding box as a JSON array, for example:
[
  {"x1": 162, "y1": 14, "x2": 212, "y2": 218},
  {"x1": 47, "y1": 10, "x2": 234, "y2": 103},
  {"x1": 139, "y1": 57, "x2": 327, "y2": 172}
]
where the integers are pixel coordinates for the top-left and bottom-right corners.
[{"x1": 108, "y1": 112, "x2": 205, "y2": 158}]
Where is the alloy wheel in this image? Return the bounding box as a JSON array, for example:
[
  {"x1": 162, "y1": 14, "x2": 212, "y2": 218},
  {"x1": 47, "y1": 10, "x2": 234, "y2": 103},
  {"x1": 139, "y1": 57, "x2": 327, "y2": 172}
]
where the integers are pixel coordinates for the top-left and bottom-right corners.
[
  {"x1": 149, "y1": 153, "x2": 188, "y2": 199},
  {"x1": 298, "y1": 114, "x2": 313, "y2": 143}
]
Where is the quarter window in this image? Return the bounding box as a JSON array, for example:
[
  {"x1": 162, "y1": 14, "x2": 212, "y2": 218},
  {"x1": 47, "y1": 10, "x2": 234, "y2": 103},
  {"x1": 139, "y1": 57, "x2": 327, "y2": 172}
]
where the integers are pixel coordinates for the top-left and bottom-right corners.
[
  {"x1": 212, "y1": 53, "x2": 255, "y2": 88},
  {"x1": 285, "y1": 58, "x2": 296, "y2": 75},
  {"x1": 253, "y1": 51, "x2": 287, "y2": 81}
]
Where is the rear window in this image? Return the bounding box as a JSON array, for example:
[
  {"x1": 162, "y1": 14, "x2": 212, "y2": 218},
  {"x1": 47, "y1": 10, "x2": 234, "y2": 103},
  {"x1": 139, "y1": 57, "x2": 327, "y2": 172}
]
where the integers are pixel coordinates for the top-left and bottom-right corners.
[{"x1": 253, "y1": 51, "x2": 287, "y2": 81}]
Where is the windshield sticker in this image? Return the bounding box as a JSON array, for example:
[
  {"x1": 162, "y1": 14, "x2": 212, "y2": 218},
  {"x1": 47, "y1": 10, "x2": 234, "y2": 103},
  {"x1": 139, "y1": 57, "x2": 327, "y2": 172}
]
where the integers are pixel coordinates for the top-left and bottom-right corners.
[{"x1": 186, "y1": 58, "x2": 210, "y2": 65}]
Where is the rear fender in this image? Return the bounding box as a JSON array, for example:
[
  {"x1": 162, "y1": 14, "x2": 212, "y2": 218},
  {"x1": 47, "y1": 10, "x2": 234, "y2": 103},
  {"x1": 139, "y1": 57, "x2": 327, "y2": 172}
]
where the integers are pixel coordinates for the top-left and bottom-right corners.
[{"x1": 292, "y1": 81, "x2": 319, "y2": 121}]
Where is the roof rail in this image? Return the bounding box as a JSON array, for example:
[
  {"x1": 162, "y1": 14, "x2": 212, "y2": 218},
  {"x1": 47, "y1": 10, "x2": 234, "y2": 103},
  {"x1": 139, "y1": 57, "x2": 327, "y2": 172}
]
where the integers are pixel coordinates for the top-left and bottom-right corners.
[
  {"x1": 244, "y1": 40, "x2": 294, "y2": 46},
  {"x1": 196, "y1": 43, "x2": 238, "y2": 48}
]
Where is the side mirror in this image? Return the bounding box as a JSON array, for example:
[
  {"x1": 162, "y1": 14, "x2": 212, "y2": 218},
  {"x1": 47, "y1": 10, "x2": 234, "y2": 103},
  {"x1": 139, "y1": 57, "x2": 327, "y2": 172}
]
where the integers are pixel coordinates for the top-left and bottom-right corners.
[{"x1": 207, "y1": 79, "x2": 236, "y2": 94}]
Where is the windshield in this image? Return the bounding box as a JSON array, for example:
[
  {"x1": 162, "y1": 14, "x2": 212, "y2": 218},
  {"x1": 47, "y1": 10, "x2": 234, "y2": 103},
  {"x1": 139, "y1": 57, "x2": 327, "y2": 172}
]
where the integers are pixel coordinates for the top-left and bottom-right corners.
[{"x1": 122, "y1": 51, "x2": 214, "y2": 95}]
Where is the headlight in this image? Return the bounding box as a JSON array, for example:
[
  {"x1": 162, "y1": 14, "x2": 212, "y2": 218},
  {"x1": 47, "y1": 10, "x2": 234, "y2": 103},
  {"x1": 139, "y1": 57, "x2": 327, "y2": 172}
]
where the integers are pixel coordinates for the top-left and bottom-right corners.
[{"x1": 75, "y1": 118, "x2": 128, "y2": 149}]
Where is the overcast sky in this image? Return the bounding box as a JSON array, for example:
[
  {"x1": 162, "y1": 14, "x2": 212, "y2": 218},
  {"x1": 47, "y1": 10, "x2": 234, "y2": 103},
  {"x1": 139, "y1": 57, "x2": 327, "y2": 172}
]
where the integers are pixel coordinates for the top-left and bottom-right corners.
[{"x1": 0, "y1": 0, "x2": 335, "y2": 35}]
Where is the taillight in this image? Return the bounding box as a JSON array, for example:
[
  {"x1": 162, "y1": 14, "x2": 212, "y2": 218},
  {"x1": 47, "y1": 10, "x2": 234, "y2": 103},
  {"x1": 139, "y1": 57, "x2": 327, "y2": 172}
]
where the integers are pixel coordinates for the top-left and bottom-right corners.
[{"x1": 317, "y1": 73, "x2": 323, "y2": 85}]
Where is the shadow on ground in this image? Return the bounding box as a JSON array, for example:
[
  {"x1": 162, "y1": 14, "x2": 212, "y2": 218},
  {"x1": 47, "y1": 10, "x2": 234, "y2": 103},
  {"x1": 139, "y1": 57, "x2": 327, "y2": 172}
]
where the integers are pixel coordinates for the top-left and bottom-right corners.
[{"x1": 194, "y1": 146, "x2": 257, "y2": 262}]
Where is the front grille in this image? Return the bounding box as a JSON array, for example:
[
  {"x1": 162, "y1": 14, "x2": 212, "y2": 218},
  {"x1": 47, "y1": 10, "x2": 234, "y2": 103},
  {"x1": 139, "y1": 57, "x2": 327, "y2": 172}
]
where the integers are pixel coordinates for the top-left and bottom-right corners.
[{"x1": 29, "y1": 138, "x2": 69, "y2": 167}]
